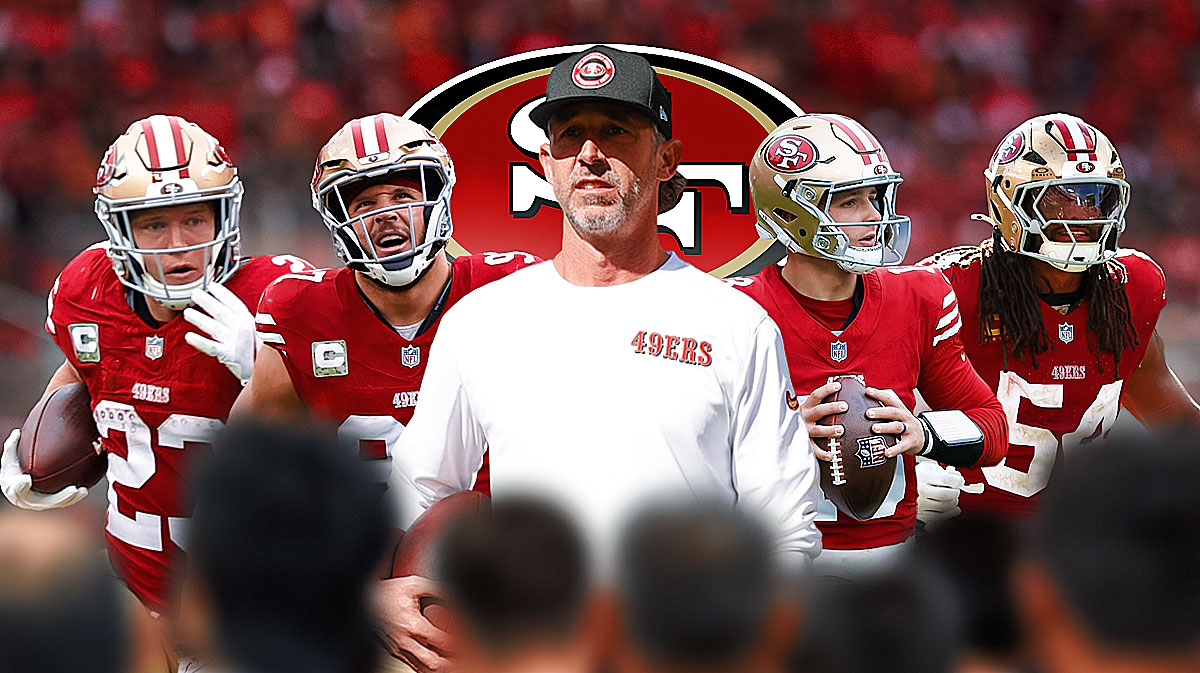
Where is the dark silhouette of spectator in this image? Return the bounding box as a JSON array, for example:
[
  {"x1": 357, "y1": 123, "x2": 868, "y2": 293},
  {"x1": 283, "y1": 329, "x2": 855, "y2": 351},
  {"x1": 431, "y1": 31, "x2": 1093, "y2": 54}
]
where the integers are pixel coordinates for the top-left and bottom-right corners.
[
  {"x1": 615, "y1": 502, "x2": 799, "y2": 673},
  {"x1": 916, "y1": 514, "x2": 1024, "y2": 673},
  {"x1": 0, "y1": 509, "x2": 128, "y2": 673},
  {"x1": 1017, "y1": 438, "x2": 1200, "y2": 673},
  {"x1": 183, "y1": 422, "x2": 389, "y2": 673},
  {"x1": 788, "y1": 570, "x2": 962, "y2": 673},
  {"x1": 436, "y1": 496, "x2": 595, "y2": 673}
]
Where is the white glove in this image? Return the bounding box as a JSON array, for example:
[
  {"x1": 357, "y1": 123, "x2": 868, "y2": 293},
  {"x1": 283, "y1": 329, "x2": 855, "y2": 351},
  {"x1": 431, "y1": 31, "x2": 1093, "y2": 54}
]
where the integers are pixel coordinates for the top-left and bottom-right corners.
[
  {"x1": 915, "y1": 456, "x2": 982, "y2": 527},
  {"x1": 184, "y1": 283, "x2": 259, "y2": 385},
  {"x1": 1, "y1": 428, "x2": 90, "y2": 510}
]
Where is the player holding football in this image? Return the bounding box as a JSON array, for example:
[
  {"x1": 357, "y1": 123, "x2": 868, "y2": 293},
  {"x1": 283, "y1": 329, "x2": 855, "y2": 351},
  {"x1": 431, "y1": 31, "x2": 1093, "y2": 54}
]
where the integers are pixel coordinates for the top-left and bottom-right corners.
[
  {"x1": 733, "y1": 113, "x2": 1008, "y2": 575},
  {"x1": 0, "y1": 116, "x2": 312, "y2": 658},
  {"x1": 918, "y1": 113, "x2": 1200, "y2": 522},
  {"x1": 233, "y1": 113, "x2": 536, "y2": 487}
]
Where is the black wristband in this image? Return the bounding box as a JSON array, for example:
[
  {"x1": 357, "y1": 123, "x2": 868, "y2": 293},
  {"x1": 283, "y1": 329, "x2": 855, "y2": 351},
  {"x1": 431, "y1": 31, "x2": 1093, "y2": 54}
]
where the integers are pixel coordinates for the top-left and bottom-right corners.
[{"x1": 917, "y1": 410, "x2": 985, "y2": 468}]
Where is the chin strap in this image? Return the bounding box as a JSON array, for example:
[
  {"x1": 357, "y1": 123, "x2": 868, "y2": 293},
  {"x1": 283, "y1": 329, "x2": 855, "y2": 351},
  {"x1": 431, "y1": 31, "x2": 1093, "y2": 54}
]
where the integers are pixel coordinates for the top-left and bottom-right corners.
[{"x1": 917, "y1": 410, "x2": 985, "y2": 468}]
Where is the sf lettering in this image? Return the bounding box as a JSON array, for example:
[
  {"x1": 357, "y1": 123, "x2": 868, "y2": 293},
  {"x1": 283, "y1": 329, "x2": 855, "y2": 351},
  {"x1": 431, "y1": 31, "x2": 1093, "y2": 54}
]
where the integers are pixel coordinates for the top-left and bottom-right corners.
[{"x1": 507, "y1": 98, "x2": 749, "y2": 254}]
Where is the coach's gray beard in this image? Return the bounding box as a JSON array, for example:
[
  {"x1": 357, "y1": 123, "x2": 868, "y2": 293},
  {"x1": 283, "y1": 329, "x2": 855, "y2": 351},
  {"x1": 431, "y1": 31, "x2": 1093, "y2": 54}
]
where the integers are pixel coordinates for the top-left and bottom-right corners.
[{"x1": 565, "y1": 175, "x2": 644, "y2": 236}]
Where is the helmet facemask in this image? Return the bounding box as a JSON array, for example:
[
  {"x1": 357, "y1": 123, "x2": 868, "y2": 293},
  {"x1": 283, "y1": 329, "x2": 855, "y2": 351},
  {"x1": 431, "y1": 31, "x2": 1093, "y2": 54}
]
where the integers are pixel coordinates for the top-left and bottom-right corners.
[
  {"x1": 1000, "y1": 177, "x2": 1128, "y2": 273},
  {"x1": 96, "y1": 179, "x2": 243, "y2": 310},
  {"x1": 764, "y1": 173, "x2": 910, "y2": 275},
  {"x1": 316, "y1": 157, "x2": 452, "y2": 288}
]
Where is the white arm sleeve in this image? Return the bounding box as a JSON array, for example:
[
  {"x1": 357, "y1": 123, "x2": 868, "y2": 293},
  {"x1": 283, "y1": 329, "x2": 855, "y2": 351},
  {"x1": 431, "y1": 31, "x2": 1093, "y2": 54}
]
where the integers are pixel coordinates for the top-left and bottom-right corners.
[
  {"x1": 729, "y1": 316, "x2": 822, "y2": 565},
  {"x1": 389, "y1": 311, "x2": 487, "y2": 529}
]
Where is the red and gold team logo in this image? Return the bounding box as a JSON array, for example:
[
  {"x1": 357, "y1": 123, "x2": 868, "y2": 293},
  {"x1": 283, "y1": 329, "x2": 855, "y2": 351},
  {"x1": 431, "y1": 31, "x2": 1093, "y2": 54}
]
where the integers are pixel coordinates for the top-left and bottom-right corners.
[
  {"x1": 994, "y1": 129, "x2": 1025, "y2": 165},
  {"x1": 572, "y1": 51, "x2": 615, "y2": 89},
  {"x1": 96, "y1": 143, "x2": 120, "y2": 187},
  {"x1": 763, "y1": 134, "x2": 819, "y2": 173},
  {"x1": 404, "y1": 45, "x2": 803, "y2": 277}
]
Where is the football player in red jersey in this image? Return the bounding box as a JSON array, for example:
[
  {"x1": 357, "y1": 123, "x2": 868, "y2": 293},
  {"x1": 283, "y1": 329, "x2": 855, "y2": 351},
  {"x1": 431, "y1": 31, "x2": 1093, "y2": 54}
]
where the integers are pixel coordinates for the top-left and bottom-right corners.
[
  {"x1": 230, "y1": 113, "x2": 537, "y2": 671},
  {"x1": 919, "y1": 113, "x2": 1200, "y2": 522},
  {"x1": 732, "y1": 114, "x2": 1008, "y2": 576},
  {"x1": 0, "y1": 115, "x2": 313, "y2": 657},
  {"x1": 234, "y1": 113, "x2": 537, "y2": 483}
]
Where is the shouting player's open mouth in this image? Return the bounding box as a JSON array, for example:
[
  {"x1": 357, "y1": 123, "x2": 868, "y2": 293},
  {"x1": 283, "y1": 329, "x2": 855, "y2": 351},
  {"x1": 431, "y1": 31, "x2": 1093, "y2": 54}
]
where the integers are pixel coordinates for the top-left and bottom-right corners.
[{"x1": 372, "y1": 228, "x2": 413, "y2": 256}]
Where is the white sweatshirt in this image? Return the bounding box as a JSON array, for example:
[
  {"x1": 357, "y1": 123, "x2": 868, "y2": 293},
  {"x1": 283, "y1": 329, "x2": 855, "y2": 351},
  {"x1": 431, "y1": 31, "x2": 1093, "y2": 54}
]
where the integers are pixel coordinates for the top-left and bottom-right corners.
[{"x1": 391, "y1": 254, "x2": 821, "y2": 564}]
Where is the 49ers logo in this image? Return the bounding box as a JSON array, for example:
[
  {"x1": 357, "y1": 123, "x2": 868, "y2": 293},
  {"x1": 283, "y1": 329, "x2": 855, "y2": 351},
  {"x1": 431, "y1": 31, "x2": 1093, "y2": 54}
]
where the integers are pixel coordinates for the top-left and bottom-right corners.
[
  {"x1": 97, "y1": 143, "x2": 120, "y2": 187},
  {"x1": 994, "y1": 129, "x2": 1025, "y2": 165},
  {"x1": 764, "y1": 134, "x2": 818, "y2": 173},
  {"x1": 404, "y1": 45, "x2": 803, "y2": 277},
  {"x1": 572, "y1": 52, "x2": 615, "y2": 89}
]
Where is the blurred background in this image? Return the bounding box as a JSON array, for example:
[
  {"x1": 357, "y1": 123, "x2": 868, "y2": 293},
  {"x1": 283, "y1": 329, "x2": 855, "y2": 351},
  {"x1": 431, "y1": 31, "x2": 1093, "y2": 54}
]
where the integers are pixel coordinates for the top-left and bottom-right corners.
[{"x1": 2, "y1": 0, "x2": 1199, "y2": 424}]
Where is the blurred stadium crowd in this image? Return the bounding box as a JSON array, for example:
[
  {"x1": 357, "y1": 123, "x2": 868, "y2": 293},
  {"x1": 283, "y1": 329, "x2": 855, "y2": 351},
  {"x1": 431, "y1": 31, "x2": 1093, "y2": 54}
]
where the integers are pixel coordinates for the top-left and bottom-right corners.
[
  {"x1": 2, "y1": 0, "x2": 1200, "y2": 414},
  {"x1": 5, "y1": 424, "x2": 1199, "y2": 673}
]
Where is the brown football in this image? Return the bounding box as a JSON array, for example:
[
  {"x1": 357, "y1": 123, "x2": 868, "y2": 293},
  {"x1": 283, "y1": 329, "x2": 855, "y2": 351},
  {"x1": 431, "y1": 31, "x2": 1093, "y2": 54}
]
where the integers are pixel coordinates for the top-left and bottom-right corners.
[
  {"x1": 392, "y1": 490, "x2": 490, "y2": 630},
  {"x1": 17, "y1": 383, "x2": 105, "y2": 494},
  {"x1": 816, "y1": 375, "x2": 897, "y2": 521}
]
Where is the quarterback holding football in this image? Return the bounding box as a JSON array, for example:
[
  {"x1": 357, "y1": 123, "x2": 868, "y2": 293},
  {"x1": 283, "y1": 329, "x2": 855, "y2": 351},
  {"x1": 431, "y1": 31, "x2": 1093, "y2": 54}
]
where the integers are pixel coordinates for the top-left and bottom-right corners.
[{"x1": 732, "y1": 113, "x2": 1008, "y2": 575}]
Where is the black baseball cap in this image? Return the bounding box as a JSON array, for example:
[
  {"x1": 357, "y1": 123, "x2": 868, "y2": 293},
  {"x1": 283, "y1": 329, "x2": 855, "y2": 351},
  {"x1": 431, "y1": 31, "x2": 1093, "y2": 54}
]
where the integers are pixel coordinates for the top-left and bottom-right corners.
[{"x1": 530, "y1": 45, "x2": 673, "y2": 138}]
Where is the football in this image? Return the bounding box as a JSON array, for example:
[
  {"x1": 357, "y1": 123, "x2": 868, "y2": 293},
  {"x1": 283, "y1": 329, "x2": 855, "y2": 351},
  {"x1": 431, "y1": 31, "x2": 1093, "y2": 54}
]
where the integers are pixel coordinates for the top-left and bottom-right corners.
[
  {"x1": 17, "y1": 382, "x2": 105, "y2": 494},
  {"x1": 816, "y1": 375, "x2": 897, "y2": 521},
  {"x1": 392, "y1": 490, "x2": 490, "y2": 630}
]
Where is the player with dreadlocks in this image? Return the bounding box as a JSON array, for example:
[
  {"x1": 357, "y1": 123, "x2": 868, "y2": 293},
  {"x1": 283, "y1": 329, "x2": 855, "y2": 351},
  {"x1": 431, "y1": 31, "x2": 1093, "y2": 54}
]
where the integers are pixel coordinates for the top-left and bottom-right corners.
[{"x1": 918, "y1": 113, "x2": 1200, "y2": 521}]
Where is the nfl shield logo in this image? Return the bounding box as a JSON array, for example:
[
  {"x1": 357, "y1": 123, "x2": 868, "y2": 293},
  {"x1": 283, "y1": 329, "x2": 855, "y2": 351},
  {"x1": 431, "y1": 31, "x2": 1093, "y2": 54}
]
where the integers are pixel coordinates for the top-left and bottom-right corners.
[
  {"x1": 1058, "y1": 323, "x2": 1075, "y2": 344},
  {"x1": 145, "y1": 335, "x2": 164, "y2": 360},
  {"x1": 830, "y1": 340, "x2": 848, "y2": 363},
  {"x1": 401, "y1": 345, "x2": 420, "y2": 369}
]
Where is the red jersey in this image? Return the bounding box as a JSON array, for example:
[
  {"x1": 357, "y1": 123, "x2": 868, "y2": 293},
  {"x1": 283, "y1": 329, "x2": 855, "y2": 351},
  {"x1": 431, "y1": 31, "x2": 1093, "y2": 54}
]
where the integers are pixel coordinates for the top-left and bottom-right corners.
[
  {"x1": 254, "y1": 252, "x2": 538, "y2": 494},
  {"x1": 923, "y1": 246, "x2": 1165, "y2": 516},
  {"x1": 45, "y1": 244, "x2": 313, "y2": 614},
  {"x1": 732, "y1": 263, "x2": 1006, "y2": 550}
]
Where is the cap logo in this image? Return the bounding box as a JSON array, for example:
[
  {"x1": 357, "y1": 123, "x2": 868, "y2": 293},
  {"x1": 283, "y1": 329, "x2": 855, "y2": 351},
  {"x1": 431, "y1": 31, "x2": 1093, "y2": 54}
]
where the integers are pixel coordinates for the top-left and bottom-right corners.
[
  {"x1": 1077, "y1": 161, "x2": 1095, "y2": 173},
  {"x1": 764, "y1": 134, "x2": 819, "y2": 173},
  {"x1": 572, "y1": 52, "x2": 615, "y2": 89},
  {"x1": 873, "y1": 163, "x2": 888, "y2": 175},
  {"x1": 160, "y1": 182, "x2": 183, "y2": 195},
  {"x1": 994, "y1": 129, "x2": 1025, "y2": 165}
]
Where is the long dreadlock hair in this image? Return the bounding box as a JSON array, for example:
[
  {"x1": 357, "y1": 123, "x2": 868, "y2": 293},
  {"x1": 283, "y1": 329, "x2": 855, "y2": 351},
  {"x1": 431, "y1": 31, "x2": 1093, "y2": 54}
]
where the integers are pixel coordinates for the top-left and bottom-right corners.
[{"x1": 977, "y1": 230, "x2": 1139, "y2": 375}]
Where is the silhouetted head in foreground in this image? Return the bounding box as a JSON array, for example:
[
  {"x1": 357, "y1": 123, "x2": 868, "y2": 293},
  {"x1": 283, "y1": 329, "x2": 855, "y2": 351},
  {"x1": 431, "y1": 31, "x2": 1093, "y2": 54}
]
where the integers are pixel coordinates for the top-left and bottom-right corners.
[
  {"x1": 186, "y1": 422, "x2": 389, "y2": 673},
  {"x1": 1018, "y1": 438, "x2": 1200, "y2": 673}
]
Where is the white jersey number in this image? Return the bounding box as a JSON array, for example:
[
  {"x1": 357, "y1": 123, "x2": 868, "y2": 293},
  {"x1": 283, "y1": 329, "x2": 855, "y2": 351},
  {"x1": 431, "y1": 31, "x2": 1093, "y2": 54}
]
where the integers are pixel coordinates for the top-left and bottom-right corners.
[
  {"x1": 337, "y1": 414, "x2": 405, "y2": 486},
  {"x1": 93, "y1": 401, "x2": 224, "y2": 552},
  {"x1": 976, "y1": 371, "x2": 1123, "y2": 497}
]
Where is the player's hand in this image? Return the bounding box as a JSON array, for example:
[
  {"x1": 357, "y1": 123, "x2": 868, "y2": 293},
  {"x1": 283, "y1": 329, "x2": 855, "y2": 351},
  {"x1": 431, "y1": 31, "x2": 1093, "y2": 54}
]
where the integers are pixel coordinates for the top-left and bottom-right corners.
[
  {"x1": 184, "y1": 284, "x2": 258, "y2": 385},
  {"x1": 865, "y1": 387, "x2": 925, "y2": 457},
  {"x1": 915, "y1": 456, "x2": 970, "y2": 527},
  {"x1": 0, "y1": 429, "x2": 89, "y2": 510},
  {"x1": 374, "y1": 576, "x2": 454, "y2": 673},
  {"x1": 801, "y1": 380, "x2": 848, "y2": 462}
]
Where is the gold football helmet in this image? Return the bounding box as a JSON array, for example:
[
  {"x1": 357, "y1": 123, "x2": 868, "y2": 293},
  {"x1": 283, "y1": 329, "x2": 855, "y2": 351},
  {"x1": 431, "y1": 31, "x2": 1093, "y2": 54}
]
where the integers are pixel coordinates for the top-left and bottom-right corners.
[
  {"x1": 94, "y1": 115, "x2": 243, "y2": 309},
  {"x1": 750, "y1": 113, "x2": 909, "y2": 274},
  {"x1": 311, "y1": 114, "x2": 454, "y2": 287},
  {"x1": 980, "y1": 113, "x2": 1129, "y2": 272}
]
